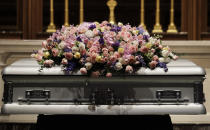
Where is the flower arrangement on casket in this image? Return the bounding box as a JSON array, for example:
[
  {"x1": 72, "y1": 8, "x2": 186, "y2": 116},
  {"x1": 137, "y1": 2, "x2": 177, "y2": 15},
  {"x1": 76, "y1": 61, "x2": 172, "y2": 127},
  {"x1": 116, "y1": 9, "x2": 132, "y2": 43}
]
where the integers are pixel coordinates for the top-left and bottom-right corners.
[{"x1": 31, "y1": 21, "x2": 178, "y2": 77}]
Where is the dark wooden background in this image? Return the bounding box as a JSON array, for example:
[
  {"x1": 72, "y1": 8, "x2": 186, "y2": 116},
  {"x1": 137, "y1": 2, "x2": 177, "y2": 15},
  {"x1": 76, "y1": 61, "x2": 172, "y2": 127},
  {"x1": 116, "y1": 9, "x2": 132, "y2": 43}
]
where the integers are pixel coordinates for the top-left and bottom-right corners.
[{"x1": 0, "y1": 0, "x2": 209, "y2": 40}]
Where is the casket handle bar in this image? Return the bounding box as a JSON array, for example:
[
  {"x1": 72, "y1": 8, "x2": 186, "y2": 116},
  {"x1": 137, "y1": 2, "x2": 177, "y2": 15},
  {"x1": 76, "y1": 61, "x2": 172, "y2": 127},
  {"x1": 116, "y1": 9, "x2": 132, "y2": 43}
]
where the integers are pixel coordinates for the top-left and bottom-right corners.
[
  {"x1": 25, "y1": 90, "x2": 50, "y2": 104},
  {"x1": 156, "y1": 90, "x2": 181, "y2": 103}
]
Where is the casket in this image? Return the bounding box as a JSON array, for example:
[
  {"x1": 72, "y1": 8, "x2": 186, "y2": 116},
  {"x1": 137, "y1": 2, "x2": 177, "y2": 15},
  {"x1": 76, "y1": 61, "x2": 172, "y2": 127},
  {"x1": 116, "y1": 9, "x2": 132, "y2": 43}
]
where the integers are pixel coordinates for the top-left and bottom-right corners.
[{"x1": 1, "y1": 58, "x2": 206, "y2": 115}]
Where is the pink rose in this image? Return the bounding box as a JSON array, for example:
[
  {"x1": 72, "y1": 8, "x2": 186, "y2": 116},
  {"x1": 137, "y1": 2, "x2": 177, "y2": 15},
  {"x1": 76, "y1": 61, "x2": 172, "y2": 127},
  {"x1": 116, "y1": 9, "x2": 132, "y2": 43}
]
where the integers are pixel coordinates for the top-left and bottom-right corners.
[
  {"x1": 137, "y1": 35, "x2": 143, "y2": 40},
  {"x1": 158, "y1": 45, "x2": 163, "y2": 49},
  {"x1": 36, "y1": 55, "x2": 43, "y2": 62},
  {"x1": 86, "y1": 57, "x2": 91, "y2": 62},
  {"x1": 108, "y1": 46, "x2": 114, "y2": 52},
  {"x1": 61, "y1": 58, "x2": 68, "y2": 65},
  {"x1": 64, "y1": 52, "x2": 73, "y2": 60},
  {"x1": 80, "y1": 67, "x2": 87, "y2": 74},
  {"x1": 173, "y1": 55, "x2": 179, "y2": 60},
  {"x1": 38, "y1": 50, "x2": 44, "y2": 56},
  {"x1": 103, "y1": 51, "x2": 109, "y2": 57},
  {"x1": 102, "y1": 48, "x2": 108, "y2": 52},
  {"x1": 42, "y1": 41, "x2": 47, "y2": 49},
  {"x1": 140, "y1": 46, "x2": 149, "y2": 53},
  {"x1": 89, "y1": 46, "x2": 98, "y2": 53},
  {"x1": 151, "y1": 49, "x2": 156, "y2": 53},
  {"x1": 129, "y1": 55, "x2": 135, "y2": 64},
  {"x1": 106, "y1": 72, "x2": 112, "y2": 77},
  {"x1": 44, "y1": 60, "x2": 54, "y2": 67},
  {"x1": 149, "y1": 61, "x2": 158, "y2": 69},
  {"x1": 101, "y1": 21, "x2": 108, "y2": 26},
  {"x1": 125, "y1": 65, "x2": 133, "y2": 73},
  {"x1": 153, "y1": 55, "x2": 159, "y2": 61},
  {"x1": 114, "y1": 52, "x2": 120, "y2": 58},
  {"x1": 93, "y1": 28, "x2": 99, "y2": 35},
  {"x1": 129, "y1": 45, "x2": 137, "y2": 54},
  {"x1": 52, "y1": 48, "x2": 59, "y2": 57},
  {"x1": 87, "y1": 41, "x2": 93, "y2": 48},
  {"x1": 110, "y1": 55, "x2": 117, "y2": 62}
]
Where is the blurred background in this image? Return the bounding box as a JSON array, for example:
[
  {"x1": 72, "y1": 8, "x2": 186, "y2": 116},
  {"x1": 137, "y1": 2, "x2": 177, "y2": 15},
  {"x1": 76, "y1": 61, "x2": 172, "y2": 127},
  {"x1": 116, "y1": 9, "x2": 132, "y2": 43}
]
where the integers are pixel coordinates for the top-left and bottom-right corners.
[{"x1": 0, "y1": 0, "x2": 209, "y2": 40}]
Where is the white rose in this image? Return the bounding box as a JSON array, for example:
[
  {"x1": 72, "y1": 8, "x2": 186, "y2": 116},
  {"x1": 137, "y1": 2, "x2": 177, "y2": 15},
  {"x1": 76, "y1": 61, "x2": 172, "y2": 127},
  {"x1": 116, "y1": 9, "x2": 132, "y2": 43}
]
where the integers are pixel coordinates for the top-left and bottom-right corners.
[
  {"x1": 165, "y1": 57, "x2": 171, "y2": 63},
  {"x1": 159, "y1": 57, "x2": 164, "y2": 63},
  {"x1": 72, "y1": 46, "x2": 79, "y2": 53},
  {"x1": 132, "y1": 40, "x2": 139, "y2": 46},
  {"x1": 118, "y1": 22, "x2": 123, "y2": 27},
  {"x1": 58, "y1": 41, "x2": 66, "y2": 49},
  {"x1": 85, "y1": 62, "x2": 93, "y2": 70},
  {"x1": 79, "y1": 42, "x2": 85, "y2": 50},
  {"x1": 118, "y1": 58, "x2": 126, "y2": 65},
  {"x1": 115, "y1": 62, "x2": 123, "y2": 71},
  {"x1": 85, "y1": 30, "x2": 94, "y2": 38},
  {"x1": 143, "y1": 31, "x2": 149, "y2": 36},
  {"x1": 149, "y1": 37, "x2": 155, "y2": 44},
  {"x1": 159, "y1": 57, "x2": 171, "y2": 63},
  {"x1": 161, "y1": 50, "x2": 170, "y2": 58}
]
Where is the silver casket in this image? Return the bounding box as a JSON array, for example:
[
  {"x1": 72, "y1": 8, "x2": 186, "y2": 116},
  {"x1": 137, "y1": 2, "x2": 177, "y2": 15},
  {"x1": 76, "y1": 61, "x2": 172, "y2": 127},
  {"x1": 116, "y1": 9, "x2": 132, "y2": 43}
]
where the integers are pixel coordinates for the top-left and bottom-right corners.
[{"x1": 1, "y1": 58, "x2": 206, "y2": 115}]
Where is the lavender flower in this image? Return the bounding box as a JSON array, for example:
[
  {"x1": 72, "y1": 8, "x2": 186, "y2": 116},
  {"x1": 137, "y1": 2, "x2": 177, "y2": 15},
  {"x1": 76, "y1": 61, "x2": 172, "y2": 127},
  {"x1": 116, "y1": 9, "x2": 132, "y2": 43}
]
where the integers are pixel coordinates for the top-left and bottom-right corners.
[
  {"x1": 158, "y1": 61, "x2": 168, "y2": 72},
  {"x1": 110, "y1": 26, "x2": 121, "y2": 32},
  {"x1": 112, "y1": 40, "x2": 120, "y2": 47},
  {"x1": 76, "y1": 36, "x2": 82, "y2": 42},
  {"x1": 89, "y1": 24, "x2": 96, "y2": 30},
  {"x1": 99, "y1": 37, "x2": 105, "y2": 45},
  {"x1": 63, "y1": 48, "x2": 72, "y2": 52},
  {"x1": 138, "y1": 55, "x2": 146, "y2": 67},
  {"x1": 65, "y1": 61, "x2": 76, "y2": 72}
]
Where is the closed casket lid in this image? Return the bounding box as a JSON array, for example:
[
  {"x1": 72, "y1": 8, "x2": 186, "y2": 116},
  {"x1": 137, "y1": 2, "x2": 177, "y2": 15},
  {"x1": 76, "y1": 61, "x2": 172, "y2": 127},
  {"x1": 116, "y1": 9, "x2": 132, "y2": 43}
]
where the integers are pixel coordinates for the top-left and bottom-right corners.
[{"x1": 2, "y1": 58, "x2": 206, "y2": 75}]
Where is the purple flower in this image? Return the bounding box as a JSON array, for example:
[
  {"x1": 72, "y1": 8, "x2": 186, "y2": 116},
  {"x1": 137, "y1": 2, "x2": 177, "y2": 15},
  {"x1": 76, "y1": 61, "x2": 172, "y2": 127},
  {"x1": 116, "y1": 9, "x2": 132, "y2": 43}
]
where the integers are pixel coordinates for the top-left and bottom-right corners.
[
  {"x1": 112, "y1": 40, "x2": 120, "y2": 47},
  {"x1": 63, "y1": 48, "x2": 72, "y2": 52},
  {"x1": 137, "y1": 27, "x2": 145, "y2": 35},
  {"x1": 107, "y1": 23, "x2": 112, "y2": 27},
  {"x1": 138, "y1": 55, "x2": 146, "y2": 67},
  {"x1": 76, "y1": 36, "x2": 82, "y2": 42},
  {"x1": 143, "y1": 35, "x2": 149, "y2": 42},
  {"x1": 110, "y1": 26, "x2": 121, "y2": 32},
  {"x1": 158, "y1": 61, "x2": 168, "y2": 72},
  {"x1": 65, "y1": 61, "x2": 76, "y2": 72},
  {"x1": 89, "y1": 24, "x2": 96, "y2": 30},
  {"x1": 99, "y1": 37, "x2": 104, "y2": 45}
]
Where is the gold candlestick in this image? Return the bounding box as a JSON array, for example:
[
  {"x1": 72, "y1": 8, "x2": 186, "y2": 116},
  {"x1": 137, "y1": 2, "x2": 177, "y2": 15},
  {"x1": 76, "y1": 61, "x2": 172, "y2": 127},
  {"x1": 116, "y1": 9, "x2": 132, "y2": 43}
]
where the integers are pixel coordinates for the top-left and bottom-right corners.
[
  {"x1": 64, "y1": 0, "x2": 70, "y2": 27},
  {"x1": 107, "y1": 0, "x2": 117, "y2": 24},
  {"x1": 167, "y1": 0, "x2": 178, "y2": 33},
  {"x1": 80, "y1": 0, "x2": 84, "y2": 23},
  {"x1": 152, "y1": 0, "x2": 163, "y2": 33},
  {"x1": 46, "y1": 0, "x2": 56, "y2": 32},
  {"x1": 140, "y1": 0, "x2": 146, "y2": 30}
]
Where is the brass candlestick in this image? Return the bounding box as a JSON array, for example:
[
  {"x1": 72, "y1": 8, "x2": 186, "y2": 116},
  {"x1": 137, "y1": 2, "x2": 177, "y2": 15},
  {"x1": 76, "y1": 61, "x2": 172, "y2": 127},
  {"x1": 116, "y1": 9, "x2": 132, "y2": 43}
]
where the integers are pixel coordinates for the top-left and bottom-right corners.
[
  {"x1": 152, "y1": 0, "x2": 163, "y2": 33},
  {"x1": 140, "y1": 0, "x2": 146, "y2": 30},
  {"x1": 107, "y1": 0, "x2": 117, "y2": 24},
  {"x1": 46, "y1": 0, "x2": 56, "y2": 32},
  {"x1": 80, "y1": 0, "x2": 84, "y2": 23},
  {"x1": 64, "y1": 0, "x2": 70, "y2": 27},
  {"x1": 167, "y1": 0, "x2": 178, "y2": 33}
]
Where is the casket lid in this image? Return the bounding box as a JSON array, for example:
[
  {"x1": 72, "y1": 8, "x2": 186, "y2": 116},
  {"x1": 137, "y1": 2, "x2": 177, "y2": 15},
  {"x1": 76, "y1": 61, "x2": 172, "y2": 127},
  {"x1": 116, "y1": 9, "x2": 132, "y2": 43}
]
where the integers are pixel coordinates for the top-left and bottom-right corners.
[{"x1": 2, "y1": 58, "x2": 206, "y2": 76}]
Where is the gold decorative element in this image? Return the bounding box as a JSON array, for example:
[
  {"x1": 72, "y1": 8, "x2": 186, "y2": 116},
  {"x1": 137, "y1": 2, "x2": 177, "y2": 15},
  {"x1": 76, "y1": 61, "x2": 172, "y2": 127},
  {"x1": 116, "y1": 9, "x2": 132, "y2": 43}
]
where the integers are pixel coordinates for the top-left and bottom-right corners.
[
  {"x1": 167, "y1": 0, "x2": 178, "y2": 33},
  {"x1": 152, "y1": 0, "x2": 163, "y2": 33},
  {"x1": 140, "y1": 0, "x2": 146, "y2": 30},
  {"x1": 64, "y1": 0, "x2": 70, "y2": 27},
  {"x1": 80, "y1": 0, "x2": 84, "y2": 23},
  {"x1": 107, "y1": 0, "x2": 117, "y2": 24},
  {"x1": 46, "y1": 0, "x2": 56, "y2": 33}
]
